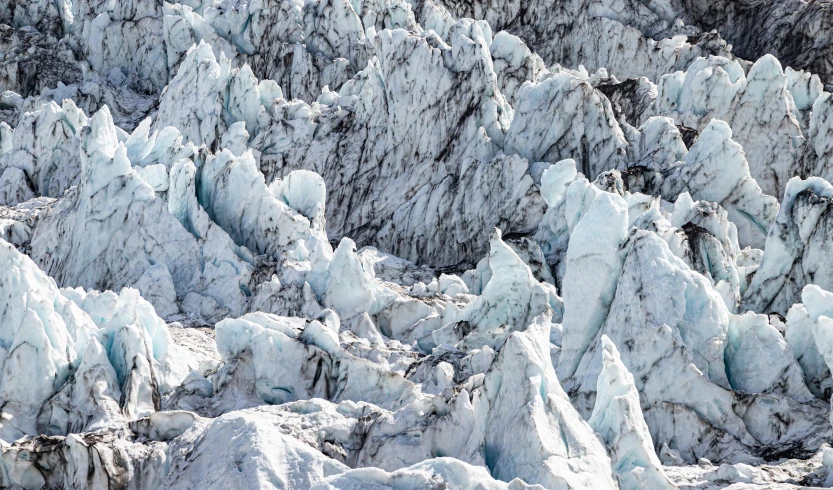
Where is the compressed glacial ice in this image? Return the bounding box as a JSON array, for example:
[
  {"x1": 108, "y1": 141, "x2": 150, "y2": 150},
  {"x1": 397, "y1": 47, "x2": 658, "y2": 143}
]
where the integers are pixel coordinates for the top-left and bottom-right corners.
[{"x1": 6, "y1": 0, "x2": 833, "y2": 488}]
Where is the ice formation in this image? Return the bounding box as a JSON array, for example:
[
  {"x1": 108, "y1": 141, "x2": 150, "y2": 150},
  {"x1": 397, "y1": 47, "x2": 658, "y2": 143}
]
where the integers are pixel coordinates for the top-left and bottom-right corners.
[
  {"x1": 5, "y1": 0, "x2": 833, "y2": 488},
  {"x1": 589, "y1": 336, "x2": 676, "y2": 490}
]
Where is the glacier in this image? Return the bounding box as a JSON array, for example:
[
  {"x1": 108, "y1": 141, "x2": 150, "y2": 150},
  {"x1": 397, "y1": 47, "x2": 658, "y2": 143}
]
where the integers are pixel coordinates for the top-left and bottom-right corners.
[{"x1": 5, "y1": 0, "x2": 833, "y2": 488}]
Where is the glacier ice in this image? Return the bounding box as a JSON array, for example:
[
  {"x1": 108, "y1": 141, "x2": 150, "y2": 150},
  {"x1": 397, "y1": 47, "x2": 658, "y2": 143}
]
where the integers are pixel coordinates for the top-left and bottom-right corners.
[
  {"x1": 0, "y1": 238, "x2": 199, "y2": 443},
  {"x1": 558, "y1": 191, "x2": 629, "y2": 380},
  {"x1": 26, "y1": 106, "x2": 255, "y2": 322},
  {"x1": 0, "y1": 99, "x2": 87, "y2": 205},
  {"x1": 589, "y1": 336, "x2": 676, "y2": 490},
  {"x1": 655, "y1": 54, "x2": 803, "y2": 200},
  {"x1": 743, "y1": 177, "x2": 833, "y2": 315},
  {"x1": 429, "y1": 229, "x2": 563, "y2": 351},
  {"x1": 6, "y1": 0, "x2": 833, "y2": 487},
  {"x1": 660, "y1": 119, "x2": 779, "y2": 249},
  {"x1": 561, "y1": 226, "x2": 831, "y2": 462}
]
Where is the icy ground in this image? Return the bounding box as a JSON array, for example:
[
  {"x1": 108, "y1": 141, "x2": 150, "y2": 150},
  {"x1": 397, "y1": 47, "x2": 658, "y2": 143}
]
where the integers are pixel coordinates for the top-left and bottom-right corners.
[{"x1": 5, "y1": 0, "x2": 833, "y2": 489}]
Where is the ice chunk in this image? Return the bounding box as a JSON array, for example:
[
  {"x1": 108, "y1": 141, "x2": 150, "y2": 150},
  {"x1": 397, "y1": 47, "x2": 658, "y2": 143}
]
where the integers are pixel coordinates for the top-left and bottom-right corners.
[
  {"x1": 589, "y1": 336, "x2": 676, "y2": 490},
  {"x1": 213, "y1": 313, "x2": 425, "y2": 411},
  {"x1": 784, "y1": 302, "x2": 833, "y2": 400},
  {"x1": 0, "y1": 239, "x2": 91, "y2": 440},
  {"x1": 656, "y1": 55, "x2": 803, "y2": 200},
  {"x1": 743, "y1": 177, "x2": 833, "y2": 315},
  {"x1": 268, "y1": 169, "x2": 327, "y2": 220},
  {"x1": 785, "y1": 67, "x2": 823, "y2": 111},
  {"x1": 0, "y1": 167, "x2": 35, "y2": 206},
  {"x1": 724, "y1": 312, "x2": 812, "y2": 401},
  {"x1": 558, "y1": 192, "x2": 629, "y2": 379},
  {"x1": 161, "y1": 410, "x2": 348, "y2": 489},
  {"x1": 431, "y1": 229, "x2": 562, "y2": 351},
  {"x1": 505, "y1": 71, "x2": 628, "y2": 180},
  {"x1": 0, "y1": 100, "x2": 88, "y2": 201},
  {"x1": 29, "y1": 107, "x2": 251, "y2": 320},
  {"x1": 562, "y1": 229, "x2": 830, "y2": 461},
  {"x1": 312, "y1": 458, "x2": 544, "y2": 489},
  {"x1": 198, "y1": 149, "x2": 310, "y2": 258},
  {"x1": 661, "y1": 119, "x2": 779, "y2": 249},
  {"x1": 322, "y1": 238, "x2": 397, "y2": 319}
]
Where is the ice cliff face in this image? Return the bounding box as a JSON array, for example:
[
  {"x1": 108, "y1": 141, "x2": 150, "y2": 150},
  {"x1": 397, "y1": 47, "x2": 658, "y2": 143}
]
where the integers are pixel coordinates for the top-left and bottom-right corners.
[{"x1": 5, "y1": 0, "x2": 833, "y2": 488}]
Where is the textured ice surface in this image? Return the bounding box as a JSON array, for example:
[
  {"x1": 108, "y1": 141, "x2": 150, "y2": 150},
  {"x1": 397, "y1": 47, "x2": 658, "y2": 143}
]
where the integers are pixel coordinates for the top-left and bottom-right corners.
[
  {"x1": 655, "y1": 55, "x2": 804, "y2": 200},
  {"x1": 590, "y1": 336, "x2": 676, "y2": 490},
  {"x1": 0, "y1": 239, "x2": 198, "y2": 443},
  {"x1": 660, "y1": 119, "x2": 779, "y2": 249},
  {"x1": 27, "y1": 107, "x2": 253, "y2": 322},
  {"x1": 6, "y1": 0, "x2": 833, "y2": 487}
]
